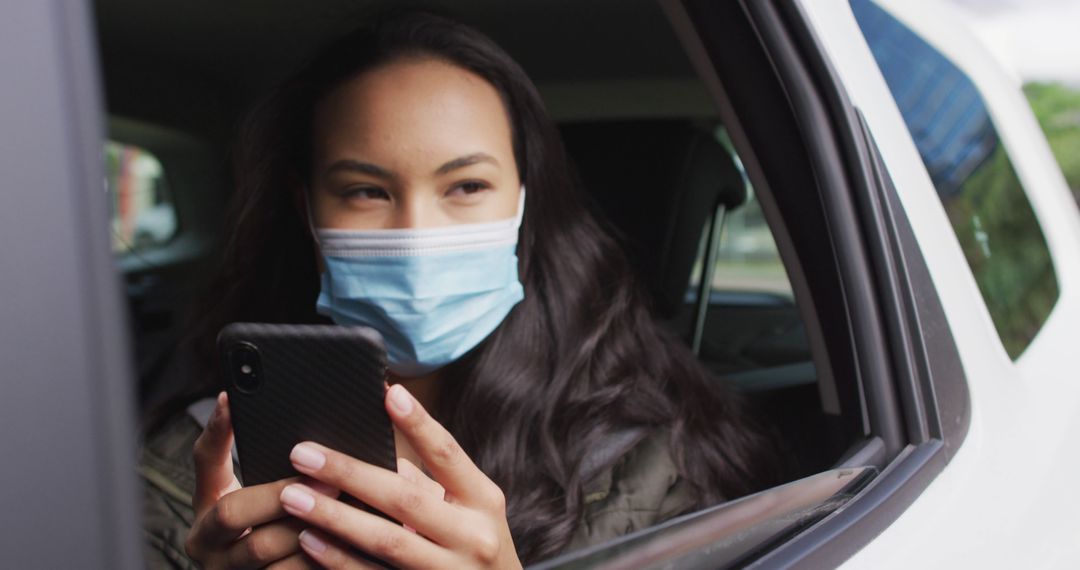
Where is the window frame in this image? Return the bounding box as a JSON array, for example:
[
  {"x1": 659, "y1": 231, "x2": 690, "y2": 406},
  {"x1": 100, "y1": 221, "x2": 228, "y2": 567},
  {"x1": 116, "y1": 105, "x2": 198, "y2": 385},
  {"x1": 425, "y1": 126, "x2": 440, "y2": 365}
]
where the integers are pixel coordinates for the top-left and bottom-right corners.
[
  {"x1": 671, "y1": 0, "x2": 969, "y2": 564},
  {"x1": 1, "y1": 0, "x2": 974, "y2": 566},
  {"x1": 849, "y1": 0, "x2": 1060, "y2": 361},
  {"x1": 528, "y1": 0, "x2": 973, "y2": 566},
  {"x1": 0, "y1": 0, "x2": 143, "y2": 567}
]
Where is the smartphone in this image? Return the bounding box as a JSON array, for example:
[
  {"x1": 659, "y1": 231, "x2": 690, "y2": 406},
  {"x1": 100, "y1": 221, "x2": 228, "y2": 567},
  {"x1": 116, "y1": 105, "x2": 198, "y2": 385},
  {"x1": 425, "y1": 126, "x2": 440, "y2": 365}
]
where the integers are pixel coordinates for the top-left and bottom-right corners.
[{"x1": 217, "y1": 323, "x2": 397, "y2": 487}]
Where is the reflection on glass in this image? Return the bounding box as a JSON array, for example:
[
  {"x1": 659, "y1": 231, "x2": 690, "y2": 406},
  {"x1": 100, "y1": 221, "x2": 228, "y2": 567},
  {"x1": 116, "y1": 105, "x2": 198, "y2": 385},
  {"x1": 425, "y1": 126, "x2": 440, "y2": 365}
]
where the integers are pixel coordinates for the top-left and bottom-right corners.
[
  {"x1": 104, "y1": 141, "x2": 177, "y2": 254},
  {"x1": 852, "y1": 0, "x2": 1058, "y2": 359}
]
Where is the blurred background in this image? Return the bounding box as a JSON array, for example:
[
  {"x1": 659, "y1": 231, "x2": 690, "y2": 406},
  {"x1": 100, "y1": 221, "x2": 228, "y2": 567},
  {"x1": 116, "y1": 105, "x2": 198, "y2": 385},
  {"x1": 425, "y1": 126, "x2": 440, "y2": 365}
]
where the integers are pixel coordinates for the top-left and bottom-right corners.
[{"x1": 944, "y1": 0, "x2": 1080, "y2": 201}]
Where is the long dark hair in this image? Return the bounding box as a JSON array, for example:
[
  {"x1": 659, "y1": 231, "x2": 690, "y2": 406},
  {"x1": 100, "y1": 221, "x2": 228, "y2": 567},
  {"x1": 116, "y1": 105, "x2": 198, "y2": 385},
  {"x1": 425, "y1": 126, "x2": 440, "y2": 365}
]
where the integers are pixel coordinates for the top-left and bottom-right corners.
[{"x1": 173, "y1": 11, "x2": 782, "y2": 562}]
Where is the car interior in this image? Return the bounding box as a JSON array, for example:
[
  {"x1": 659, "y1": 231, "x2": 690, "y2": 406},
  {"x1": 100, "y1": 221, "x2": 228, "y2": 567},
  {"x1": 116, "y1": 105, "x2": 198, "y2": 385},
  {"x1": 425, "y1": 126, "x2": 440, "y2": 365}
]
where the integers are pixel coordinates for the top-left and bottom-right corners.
[{"x1": 95, "y1": 0, "x2": 871, "y2": 563}]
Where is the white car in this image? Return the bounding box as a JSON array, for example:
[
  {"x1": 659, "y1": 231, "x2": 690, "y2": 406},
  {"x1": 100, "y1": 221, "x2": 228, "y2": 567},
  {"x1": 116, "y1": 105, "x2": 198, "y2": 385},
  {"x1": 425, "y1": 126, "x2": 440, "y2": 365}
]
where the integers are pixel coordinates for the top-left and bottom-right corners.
[{"x1": 2, "y1": 0, "x2": 1077, "y2": 567}]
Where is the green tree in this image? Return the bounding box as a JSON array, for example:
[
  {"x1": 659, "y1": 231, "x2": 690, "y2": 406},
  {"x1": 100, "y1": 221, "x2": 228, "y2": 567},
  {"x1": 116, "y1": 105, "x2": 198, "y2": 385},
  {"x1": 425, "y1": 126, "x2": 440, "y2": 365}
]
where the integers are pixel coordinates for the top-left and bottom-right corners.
[{"x1": 1023, "y1": 82, "x2": 1080, "y2": 202}]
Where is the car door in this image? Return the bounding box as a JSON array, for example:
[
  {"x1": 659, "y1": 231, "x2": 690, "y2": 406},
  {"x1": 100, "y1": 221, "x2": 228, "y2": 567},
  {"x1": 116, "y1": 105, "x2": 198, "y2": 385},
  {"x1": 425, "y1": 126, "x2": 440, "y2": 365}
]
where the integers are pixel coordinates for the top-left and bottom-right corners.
[
  {"x1": 543, "y1": 0, "x2": 1080, "y2": 567},
  {"x1": 796, "y1": 0, "x2": 1080, "y2": 567},
  {"x1": 0, "y1": 1, "x2": 143, "y2": 568},
  {"x1": 535, "y1": 0, "x2": 976, "y2": 565}
]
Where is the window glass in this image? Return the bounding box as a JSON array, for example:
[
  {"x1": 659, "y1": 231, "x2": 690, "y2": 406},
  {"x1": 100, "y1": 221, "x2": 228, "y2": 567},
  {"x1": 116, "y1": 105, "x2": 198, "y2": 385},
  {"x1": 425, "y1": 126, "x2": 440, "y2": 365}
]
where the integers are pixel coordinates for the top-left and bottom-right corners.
[
  {"x1": 689, "y1": 129, "x2": 793, "y2": 300},
  {"x1": 1024, "y1": 82, "x2": 1080, "y2": 203},
  {"x1": 104, "y1": 141, "x2": 177, "y2": 254},
  {"x1": 685, "y1": 129, "x2": 810, "y2": 379},
  {"x1": 851, "y1": 0, "x2": 1059, "y2": 359}
]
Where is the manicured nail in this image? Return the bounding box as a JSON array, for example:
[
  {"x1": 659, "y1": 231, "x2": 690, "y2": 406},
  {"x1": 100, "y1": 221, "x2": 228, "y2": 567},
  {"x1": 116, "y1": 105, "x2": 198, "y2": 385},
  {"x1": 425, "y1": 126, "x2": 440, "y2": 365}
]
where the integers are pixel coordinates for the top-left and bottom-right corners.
[
  {"x1": 389, "y1": 385, "x2": 414, "y2": 415},
  {"x1": 210, "y1": 392, "x2": 227, "y2": 424},
  {"x1": 281, "y1": 484, "x2": 316, "y2": 514},
  {"x1": 291, "y1": 443, "x2": 326, "y2": 471},
  {"x1": 299, "y1": 530, "x2": 328, "y2": 553}
]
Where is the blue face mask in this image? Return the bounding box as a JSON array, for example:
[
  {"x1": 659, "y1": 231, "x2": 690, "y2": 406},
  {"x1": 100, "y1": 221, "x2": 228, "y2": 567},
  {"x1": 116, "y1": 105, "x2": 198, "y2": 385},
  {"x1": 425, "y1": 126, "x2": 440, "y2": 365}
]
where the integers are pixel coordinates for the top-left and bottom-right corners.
[{"x1": 314, "y1": 191, "x2": 526, "y2": 377}]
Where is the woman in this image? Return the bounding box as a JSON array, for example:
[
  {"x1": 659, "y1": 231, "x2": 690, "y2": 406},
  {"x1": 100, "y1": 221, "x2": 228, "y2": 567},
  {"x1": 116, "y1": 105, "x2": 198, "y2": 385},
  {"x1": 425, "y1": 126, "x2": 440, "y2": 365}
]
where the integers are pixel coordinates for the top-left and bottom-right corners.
[{"x1": 140, "y1": 11, "x2": 784, "y2": 569}]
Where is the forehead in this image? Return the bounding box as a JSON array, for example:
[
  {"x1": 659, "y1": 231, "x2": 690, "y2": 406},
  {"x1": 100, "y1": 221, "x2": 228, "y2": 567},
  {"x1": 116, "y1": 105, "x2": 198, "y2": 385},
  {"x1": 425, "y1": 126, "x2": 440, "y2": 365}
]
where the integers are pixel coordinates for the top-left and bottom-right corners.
[{"x1": 311, "y1": 57, "x2": 514, "y2": 163}]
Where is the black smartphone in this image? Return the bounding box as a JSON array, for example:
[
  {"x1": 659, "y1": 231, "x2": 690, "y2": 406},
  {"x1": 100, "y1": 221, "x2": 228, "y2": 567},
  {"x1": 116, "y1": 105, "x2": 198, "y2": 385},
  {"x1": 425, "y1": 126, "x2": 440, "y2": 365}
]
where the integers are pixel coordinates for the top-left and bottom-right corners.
[{"x1": 217, "y1": 323, "x2": 397, "y2": 486}]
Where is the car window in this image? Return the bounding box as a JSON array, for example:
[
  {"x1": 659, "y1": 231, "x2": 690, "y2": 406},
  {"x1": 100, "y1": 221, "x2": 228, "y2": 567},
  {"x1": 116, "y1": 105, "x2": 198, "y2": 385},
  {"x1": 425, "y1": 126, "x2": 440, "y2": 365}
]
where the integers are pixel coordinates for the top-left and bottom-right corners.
[
  {"x1": 660, "y1": 127, "x2": 826, "y2": 479},
  {"x1": 694, "y1": 189, "x2": 791, "y2": 298},
  {"x1": 851, "y1": 0, "x2": 1059, "y2": 359},
  {"x1": 105, "y1": 140, "x2": 178, "y2": 254},
  {"x1": 683, "y1": 129, "x2": 809, "y2": 380},
  {"x1": 691, "y1": 129, "x2": 794, "y2": 300},
  {"x1": 93, "y1": 1, "x2": 864, "y2": 566},
  {"x1": 689, "y1": 128, "x2": 792, "y2": 300}
]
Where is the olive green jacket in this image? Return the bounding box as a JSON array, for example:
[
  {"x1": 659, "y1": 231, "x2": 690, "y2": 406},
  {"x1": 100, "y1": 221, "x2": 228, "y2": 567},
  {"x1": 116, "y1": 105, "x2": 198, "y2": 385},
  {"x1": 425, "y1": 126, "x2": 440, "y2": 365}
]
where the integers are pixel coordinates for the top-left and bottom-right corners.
[{"x1": 139, "y1": 410, "x2": 695, "y2": 568}]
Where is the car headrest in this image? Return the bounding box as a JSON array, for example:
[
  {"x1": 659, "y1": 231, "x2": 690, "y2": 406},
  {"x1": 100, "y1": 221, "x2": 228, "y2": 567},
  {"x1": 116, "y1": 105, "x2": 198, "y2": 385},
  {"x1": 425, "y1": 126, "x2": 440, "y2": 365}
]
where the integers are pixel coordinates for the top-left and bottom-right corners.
[{"x1": 560, "y1": 120, "x2": 746, "y2": 318}]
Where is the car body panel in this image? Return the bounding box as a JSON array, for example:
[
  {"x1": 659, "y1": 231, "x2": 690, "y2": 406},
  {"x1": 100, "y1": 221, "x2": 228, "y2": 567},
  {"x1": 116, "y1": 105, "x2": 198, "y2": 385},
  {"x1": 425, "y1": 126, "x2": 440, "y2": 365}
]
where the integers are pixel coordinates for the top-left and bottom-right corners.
[
  {"x1": 0, "y1": 0, "x2": 143, "y2": 567},
  {"x1": 4, "y1": 0, "x2": 1077, "y2": 567},
  {"x1": 794, "y1": 0, "x2": 1080, "y2": 566}
]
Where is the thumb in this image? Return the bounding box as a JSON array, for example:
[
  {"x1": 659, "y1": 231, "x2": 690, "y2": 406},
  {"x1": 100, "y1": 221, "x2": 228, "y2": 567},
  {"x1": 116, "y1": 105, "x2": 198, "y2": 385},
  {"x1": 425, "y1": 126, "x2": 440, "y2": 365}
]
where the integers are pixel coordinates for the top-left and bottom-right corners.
[{"x1": 191, "y1": 392, "x2": 241, "y2": 517}]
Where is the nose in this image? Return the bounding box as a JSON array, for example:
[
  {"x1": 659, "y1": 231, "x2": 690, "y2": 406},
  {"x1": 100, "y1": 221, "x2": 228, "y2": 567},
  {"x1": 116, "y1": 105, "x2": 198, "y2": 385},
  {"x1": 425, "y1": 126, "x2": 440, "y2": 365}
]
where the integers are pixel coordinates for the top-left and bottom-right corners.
[{"x1": 391, "y1": 193, "x2": 439, "y2": 229}]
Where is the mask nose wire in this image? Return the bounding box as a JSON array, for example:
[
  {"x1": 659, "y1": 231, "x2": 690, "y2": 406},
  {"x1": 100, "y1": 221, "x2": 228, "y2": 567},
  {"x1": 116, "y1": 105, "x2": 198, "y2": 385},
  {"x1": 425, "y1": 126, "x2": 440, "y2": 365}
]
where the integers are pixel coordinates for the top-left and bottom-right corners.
[{"x1": 306, "y1": 184, "x2": 527, "y2": 249}]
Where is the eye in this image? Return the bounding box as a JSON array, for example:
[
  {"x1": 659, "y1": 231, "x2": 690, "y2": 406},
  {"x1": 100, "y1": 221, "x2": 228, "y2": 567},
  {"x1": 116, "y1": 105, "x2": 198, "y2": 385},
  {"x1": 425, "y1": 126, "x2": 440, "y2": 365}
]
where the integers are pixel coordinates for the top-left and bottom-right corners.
[
  {"x1": 340, "y1": 186, "x2": 390, "y2": 201},
  {"x1": 446, "y1": 180, "x2": 491, "y2": 197}
]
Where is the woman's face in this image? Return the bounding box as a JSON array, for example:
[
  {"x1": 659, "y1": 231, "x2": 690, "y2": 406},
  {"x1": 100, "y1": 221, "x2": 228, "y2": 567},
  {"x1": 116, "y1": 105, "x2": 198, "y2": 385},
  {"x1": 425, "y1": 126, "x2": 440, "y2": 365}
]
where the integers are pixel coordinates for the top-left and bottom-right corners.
[{"x1": 309, "y1": 57, "x2": 522, "y2": 230}]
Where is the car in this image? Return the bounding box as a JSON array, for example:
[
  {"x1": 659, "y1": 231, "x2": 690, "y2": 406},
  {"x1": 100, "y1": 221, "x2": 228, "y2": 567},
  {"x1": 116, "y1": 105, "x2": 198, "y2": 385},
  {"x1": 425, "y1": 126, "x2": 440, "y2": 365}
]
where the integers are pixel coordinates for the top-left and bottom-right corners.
[{"x1": 2, "y1": 0, "x2": 1078, "y2": 567}]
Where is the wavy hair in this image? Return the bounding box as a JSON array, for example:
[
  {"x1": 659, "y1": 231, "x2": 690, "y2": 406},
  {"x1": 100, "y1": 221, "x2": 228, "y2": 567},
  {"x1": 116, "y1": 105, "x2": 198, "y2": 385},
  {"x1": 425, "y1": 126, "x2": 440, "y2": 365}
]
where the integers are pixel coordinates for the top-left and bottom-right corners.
[{"x1": 172, "y1": 11, "x2": 783, "y2": 563}]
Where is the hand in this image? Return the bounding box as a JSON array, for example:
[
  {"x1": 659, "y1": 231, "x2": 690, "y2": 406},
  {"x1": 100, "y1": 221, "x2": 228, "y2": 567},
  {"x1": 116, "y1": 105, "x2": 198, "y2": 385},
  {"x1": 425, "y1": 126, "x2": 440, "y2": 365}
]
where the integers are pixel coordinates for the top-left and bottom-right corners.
[
  {"x1": 279, "y1": 384, "x2": 522, "y2": 569},
  {"x1": 185, "y1": 393, "x2": 336, "y2": 569}
]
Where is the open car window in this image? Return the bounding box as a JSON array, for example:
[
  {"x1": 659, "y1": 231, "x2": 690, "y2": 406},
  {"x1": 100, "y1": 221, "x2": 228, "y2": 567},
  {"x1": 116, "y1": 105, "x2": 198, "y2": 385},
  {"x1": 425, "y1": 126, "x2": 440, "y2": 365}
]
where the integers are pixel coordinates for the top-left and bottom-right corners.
[
  {"x1": 96, "y1": 0, "x2": 870, "y2": 564},
  {"x1": 88, "y1": 0, "x2": 972, "y2": 567},
  {"x1": 684, "y1": 130, "x2": 810, "y2": 391}
]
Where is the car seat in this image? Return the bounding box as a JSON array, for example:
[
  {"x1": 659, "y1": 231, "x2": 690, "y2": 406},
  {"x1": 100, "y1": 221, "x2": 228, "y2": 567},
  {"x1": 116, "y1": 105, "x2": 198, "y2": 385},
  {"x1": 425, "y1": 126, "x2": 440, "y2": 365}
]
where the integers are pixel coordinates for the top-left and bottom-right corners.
[
  {"x1": 560, "y1": 120, "x2": 841, "y2": 477},
  {"x1": 559, "y1": 120, "x2": 746, "y2": 337}
]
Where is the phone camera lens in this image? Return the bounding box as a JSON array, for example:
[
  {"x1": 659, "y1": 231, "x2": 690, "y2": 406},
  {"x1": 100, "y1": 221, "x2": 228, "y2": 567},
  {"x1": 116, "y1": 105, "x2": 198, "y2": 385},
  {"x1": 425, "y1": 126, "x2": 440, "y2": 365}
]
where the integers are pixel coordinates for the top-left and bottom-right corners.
[{"x1": 230, "y1": 343, "x2": 262, "y2": 393}]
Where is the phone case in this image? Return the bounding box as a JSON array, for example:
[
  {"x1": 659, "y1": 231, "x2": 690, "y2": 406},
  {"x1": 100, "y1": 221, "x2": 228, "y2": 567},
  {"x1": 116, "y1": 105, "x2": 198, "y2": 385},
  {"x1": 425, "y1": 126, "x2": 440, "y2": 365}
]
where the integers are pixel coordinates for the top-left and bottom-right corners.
[{"x1": 218, "y1": 323, "x2": 396, "y2": 486}]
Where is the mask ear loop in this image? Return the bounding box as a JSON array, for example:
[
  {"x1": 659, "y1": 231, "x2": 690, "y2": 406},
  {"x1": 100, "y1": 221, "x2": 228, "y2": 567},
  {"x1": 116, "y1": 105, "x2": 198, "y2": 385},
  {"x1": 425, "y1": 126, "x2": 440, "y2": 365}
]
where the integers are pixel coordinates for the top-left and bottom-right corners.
[
  {"x1": 302, "y1": 186, "x2": 330, "y2": 279},
  {"x1": 515, "y1": 185, "x2": 526, "y2": 227}
]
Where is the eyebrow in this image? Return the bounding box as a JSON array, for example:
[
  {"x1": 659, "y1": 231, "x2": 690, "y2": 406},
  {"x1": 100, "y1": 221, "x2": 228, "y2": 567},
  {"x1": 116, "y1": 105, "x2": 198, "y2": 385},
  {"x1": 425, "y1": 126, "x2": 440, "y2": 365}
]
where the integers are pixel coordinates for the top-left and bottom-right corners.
[
  {"x1": 325, "y1": 159, "x2": 395, "y2": 180},
  {"x1": 324, "y1": 153, "x2": 499, "y2": 180},
  {"x1": 434, "y1": 153, "x2": 500, "y2": 176}
]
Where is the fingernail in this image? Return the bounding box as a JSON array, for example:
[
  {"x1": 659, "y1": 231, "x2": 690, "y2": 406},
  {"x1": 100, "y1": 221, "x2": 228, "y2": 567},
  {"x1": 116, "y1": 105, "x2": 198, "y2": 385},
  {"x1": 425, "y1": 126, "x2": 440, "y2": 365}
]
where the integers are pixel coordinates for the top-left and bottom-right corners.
[
  {"x1": 299, "y1": 530, "x2": 328, "y2": 553},
  {"x1": 389, "y1": 385, "x2": 414, "y2": 415},
  {"x1": 290, "y1": 443, "x2": 326, "y2": 471},
  {"x1": 281, "y1": 485, "x2": 316, "y2": 514},
  {"x1": 210, "y1": 392, "x2": 226, "y2": 424}
]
